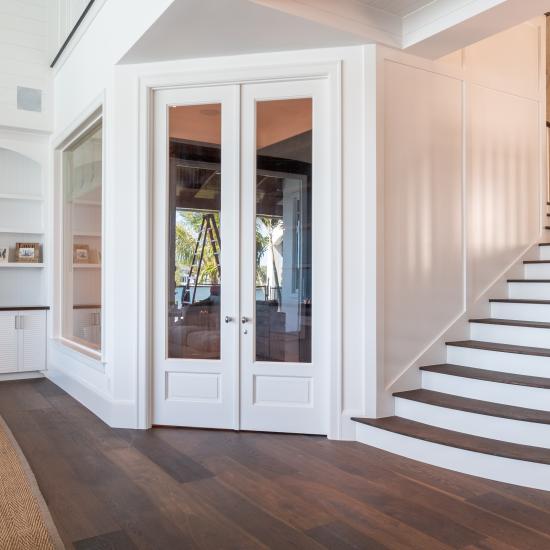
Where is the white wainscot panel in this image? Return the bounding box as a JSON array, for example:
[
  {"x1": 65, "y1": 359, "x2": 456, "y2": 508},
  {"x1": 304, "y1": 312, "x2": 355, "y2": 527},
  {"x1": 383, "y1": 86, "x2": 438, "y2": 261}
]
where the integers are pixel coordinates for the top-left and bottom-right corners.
[
  {"x1": 254, "y1": 375, "x2": 312, "y2": 406},
  {"x1": 166, "y1": 372, "x2": 220, "y2": 402},
  {"x1": 465, "y1": 22, "x2": 540, "y2": 98},
  {"x1": 383, "y1": 60, "x2": 463, "y2": 386},
  {"x1": 468, "y1": 84, "x2": 540, "y2": 302}
]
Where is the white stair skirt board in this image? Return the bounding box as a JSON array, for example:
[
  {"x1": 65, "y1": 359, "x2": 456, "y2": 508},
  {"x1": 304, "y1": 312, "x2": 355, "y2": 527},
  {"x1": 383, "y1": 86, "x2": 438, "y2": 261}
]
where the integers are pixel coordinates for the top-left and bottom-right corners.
[
  {"x1": 524, "y1": 263, "x2": 550, "y2": 278},
  {"x1": 395, "y1": 397, "x2": 550, "y2": 449},
  {"x1": 490, "y1": 302, "x2": 550, "y2": 322},
  {"x1": 422, "y1": 371, "x2": 550, "y2": 411},
  {"x1": 469, "y1": 322, "x2": 550, "y2": 348},
  {"x1": 355, "y1": 423, "x2": 550, "y2": 491},
  {"x1": 508, "y1": 281, "x2": 550, "y2": 300},
  {"x1": 446, "y1": 345, "x2": 550, "y2": 378}
]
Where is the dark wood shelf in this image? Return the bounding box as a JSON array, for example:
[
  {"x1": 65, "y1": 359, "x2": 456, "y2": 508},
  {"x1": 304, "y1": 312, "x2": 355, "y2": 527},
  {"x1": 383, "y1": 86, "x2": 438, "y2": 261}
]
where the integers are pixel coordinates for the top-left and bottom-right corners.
[{"x1": 0, "y1": 306, "x2": 50, "y2": 312}]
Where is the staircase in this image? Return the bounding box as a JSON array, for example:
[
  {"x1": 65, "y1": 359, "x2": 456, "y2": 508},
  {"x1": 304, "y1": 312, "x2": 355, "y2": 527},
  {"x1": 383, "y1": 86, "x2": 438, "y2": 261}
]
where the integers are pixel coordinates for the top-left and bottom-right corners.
[{"x1": 353, "y1": 215, "x2": 550, "y2": 491}]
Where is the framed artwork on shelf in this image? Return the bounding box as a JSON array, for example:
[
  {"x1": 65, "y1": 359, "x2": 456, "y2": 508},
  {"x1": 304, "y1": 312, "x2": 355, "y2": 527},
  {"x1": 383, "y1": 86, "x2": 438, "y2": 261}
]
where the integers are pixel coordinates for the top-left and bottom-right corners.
[
  {"x1": 0, "y1": 245, "x2": 8, "y2": 264},
  {"x1": 16, "y1": 242, "x2": 40, "y2": 263},
  {"x1": 73, "y1": 244, "x2": 90, "y2": 264}
]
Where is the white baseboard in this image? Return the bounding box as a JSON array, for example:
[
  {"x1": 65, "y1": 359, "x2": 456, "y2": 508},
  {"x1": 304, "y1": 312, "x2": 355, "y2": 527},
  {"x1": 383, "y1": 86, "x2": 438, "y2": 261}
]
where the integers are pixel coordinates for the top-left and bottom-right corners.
[{"x1": 0, "y1": 371, "x2": 45, "y2": 383}]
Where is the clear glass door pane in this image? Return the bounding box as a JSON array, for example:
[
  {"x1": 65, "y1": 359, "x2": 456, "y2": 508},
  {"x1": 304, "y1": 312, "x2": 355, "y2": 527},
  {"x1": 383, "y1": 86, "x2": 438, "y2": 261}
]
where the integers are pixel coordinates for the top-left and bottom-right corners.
[
  {"x1": 255, "y1": 99, "x2": 312, "y2": 363},
  {"x1": 168, "y1": 104, "x2": 222, "y2": 359}
]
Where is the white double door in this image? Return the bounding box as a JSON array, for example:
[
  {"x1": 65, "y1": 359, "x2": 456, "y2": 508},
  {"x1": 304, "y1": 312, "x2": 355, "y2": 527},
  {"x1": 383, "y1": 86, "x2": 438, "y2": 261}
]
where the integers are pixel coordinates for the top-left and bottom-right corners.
[{"x1": 153, "y1": 78, "x2": 330, "y2": 434}]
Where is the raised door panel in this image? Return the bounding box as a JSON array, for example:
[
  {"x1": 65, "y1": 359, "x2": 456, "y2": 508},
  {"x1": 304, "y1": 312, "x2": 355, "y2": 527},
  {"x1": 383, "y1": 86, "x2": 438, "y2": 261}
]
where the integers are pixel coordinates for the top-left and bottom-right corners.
[
  {"x1": 0, "y1": 313, "x2": 18, "y2": 373},
  {"x1": 20, "y1": 311, "x2": 46, "y2": 372}
]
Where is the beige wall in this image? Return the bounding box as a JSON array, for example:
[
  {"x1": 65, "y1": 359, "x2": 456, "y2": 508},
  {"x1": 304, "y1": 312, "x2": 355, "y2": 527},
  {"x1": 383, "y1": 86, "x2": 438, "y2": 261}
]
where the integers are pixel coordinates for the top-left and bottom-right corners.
[{"x1": 379, "y1": 18, "x2": 545, "y2": 404}]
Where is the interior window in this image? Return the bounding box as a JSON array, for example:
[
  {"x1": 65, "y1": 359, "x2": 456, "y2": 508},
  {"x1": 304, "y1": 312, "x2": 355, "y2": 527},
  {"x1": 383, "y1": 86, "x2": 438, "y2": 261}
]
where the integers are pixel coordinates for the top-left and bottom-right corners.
[{"x1": 62, "y1": 120, "x2": 103, "y2": 353}]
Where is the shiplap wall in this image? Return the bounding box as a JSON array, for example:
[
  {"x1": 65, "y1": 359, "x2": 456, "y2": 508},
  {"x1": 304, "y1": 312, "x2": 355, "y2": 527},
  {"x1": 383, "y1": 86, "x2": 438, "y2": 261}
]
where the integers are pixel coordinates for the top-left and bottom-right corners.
[{"x1": 0, "y1": 0, "x2": 56, "y2": 131}]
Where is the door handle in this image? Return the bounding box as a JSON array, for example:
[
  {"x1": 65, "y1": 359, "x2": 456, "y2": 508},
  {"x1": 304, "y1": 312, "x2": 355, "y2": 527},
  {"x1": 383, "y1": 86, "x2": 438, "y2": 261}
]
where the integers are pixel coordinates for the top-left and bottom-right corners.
[{"x1": 224, "y1": 316, "x2": 234, "y2": 323}]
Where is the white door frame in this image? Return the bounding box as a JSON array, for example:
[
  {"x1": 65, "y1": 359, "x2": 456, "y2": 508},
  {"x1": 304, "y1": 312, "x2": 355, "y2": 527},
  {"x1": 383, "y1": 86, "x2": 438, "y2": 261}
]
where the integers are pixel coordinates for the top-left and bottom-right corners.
[{"x1": 137, "y1": 61, "x2": 343, "y2": 439}]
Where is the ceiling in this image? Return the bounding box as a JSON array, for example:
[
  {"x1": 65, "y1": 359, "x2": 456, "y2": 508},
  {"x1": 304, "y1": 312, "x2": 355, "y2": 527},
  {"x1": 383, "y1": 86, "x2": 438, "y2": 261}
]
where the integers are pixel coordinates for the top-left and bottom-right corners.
[
  {"x1": 120, "y1": 0, "x2": 550, "y2": 64},
  {"x1": 361, "y1": 0, "x2": 435, "y2": 17}
]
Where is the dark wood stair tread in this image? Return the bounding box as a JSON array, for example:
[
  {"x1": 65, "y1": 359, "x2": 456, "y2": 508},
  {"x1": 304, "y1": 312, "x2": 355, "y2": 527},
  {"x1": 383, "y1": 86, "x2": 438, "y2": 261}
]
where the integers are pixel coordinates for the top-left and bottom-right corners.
[
  {"x1": 446, "y1": 340, "x2": 550, "y2": 357},
  {"x1": 469, "y1": 318, "x2": 550, "y2": 329},
  {"x1": 524, "y1": 260, "x2": 550, "y2": 264},
  {"x1": 394, "y1": 388, "x2": 550, "y2": 424},
  {"x1": 508, "y1": 279, "x2": 550, "y2": 283},
  {"x1": 351, "y1": 416, "x2": 550, "y2": 465},
  {"x1": 539, "y1": 243, "x2": 550, "y2": 247},
  {"x1": 490, "y1": 299, "x2": 550, "y2": 304},
  {"x1": 419, "y1": 364, "x2": 550, "y2": 389}
]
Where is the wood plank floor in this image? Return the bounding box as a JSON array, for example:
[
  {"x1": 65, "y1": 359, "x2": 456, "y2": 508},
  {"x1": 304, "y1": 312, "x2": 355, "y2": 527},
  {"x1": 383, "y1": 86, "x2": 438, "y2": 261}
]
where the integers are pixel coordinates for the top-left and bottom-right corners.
[{"x1": 2, "y1": 380, "x2": 550, "y2": 549}]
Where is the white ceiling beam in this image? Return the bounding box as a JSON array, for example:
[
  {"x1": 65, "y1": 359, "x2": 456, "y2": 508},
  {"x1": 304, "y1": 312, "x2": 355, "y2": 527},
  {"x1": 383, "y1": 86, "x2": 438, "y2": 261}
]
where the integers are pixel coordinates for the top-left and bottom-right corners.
[
  {"x1": 403, "y1": 0, "x2": 550, "y2": 58},
  {"x1": 249, "y1": 0, "x2": 402, "y2": 47}
]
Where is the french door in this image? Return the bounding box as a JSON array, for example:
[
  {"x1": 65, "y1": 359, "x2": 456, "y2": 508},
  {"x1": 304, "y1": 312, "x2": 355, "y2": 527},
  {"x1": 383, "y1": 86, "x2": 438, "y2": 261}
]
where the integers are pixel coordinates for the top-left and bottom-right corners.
[{"x1": 153, "y1": 78, "x2": 330, "y2": 435}]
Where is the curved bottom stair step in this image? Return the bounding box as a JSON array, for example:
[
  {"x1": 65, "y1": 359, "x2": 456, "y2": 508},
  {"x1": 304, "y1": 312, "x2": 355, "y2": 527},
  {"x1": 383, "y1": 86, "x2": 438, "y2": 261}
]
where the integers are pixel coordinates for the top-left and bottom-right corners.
[{"x1": 353, "y1": 417, "x2": 550, "y2": 489}]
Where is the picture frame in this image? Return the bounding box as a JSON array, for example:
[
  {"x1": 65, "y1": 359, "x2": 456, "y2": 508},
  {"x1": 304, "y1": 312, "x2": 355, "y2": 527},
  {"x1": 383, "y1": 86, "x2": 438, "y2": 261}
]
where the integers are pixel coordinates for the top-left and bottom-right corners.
[
  {"x1": 16, "y1": 242, "x2": 40, "y2": 263},
  {"x1": 73, "y1": 244, "x2": 90, "y2": 264},
  {"x1": 0, "y1": 244, "x2": 8, "y2": 264}
]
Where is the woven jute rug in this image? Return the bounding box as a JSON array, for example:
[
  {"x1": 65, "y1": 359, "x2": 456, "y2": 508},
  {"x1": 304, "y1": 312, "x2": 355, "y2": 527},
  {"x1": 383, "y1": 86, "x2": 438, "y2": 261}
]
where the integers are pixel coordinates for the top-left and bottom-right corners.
[{"x1": 0, "y1": 416, "x2": 64, "y2": 549}]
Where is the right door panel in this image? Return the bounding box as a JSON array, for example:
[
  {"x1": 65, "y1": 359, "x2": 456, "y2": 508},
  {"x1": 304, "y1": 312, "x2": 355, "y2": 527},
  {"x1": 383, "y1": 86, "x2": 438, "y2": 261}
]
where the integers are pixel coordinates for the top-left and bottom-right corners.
[{"x1": 240, "y1": 79, "x2": 330, "y2": 435}]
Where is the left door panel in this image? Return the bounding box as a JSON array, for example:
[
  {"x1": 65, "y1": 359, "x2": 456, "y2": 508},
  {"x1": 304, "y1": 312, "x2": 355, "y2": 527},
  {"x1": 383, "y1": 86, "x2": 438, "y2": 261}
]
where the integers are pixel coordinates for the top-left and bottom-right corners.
[{"x1": 153, "y1": 86, "x2": 239, "y2": 429}]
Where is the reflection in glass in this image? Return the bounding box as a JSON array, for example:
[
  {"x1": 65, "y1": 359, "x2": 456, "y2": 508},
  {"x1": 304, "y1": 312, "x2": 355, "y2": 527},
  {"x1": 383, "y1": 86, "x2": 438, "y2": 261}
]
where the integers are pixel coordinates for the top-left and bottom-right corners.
[
  {"x1": 255, "y1": 99, "x2": 312, "y2": 363},
  {"x1": 168, "y1": 104, "x2": 222, "y2": 359},
  {"x1": 63, "y1": 123, "x2": 103, "y2": 351}
]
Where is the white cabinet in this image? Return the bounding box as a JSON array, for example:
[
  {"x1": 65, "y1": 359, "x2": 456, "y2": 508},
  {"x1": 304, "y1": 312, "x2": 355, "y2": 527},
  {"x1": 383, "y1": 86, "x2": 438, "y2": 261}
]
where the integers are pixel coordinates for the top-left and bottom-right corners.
[{"x1": 0, "y1": 309, "x2": 47, "y2": 373}]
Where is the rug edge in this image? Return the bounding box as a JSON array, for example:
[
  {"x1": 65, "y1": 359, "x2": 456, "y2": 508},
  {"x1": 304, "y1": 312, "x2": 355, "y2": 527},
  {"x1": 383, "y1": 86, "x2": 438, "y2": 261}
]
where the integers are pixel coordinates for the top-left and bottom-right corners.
[{"x1": 0, "y1": 415, "x2": 65, "y2": 550}]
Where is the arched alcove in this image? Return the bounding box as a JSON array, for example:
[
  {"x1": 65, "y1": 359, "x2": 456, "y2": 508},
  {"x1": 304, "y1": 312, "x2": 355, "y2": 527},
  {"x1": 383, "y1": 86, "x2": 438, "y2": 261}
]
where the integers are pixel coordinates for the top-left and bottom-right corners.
[{"x1": 0, "y1": 148, "x2": 42, "y2": 197}]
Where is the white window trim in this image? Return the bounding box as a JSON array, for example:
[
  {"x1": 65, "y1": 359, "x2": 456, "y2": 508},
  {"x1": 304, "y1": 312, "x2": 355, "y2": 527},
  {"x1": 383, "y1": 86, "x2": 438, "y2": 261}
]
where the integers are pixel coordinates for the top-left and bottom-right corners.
[{"x1": 52, "y1": 94, "x2": 106, "y2": 366}]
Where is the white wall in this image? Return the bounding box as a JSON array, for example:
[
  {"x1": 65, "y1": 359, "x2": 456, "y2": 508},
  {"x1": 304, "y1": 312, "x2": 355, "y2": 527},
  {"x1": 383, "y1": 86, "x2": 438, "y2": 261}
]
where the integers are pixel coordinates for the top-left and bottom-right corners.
[
  {"x1": 48, "y1": 0, "x2": 176, "y2": 426},
  {"x1": 0, "y1": 0, "x2": 56, "y2": 132},
  {"x1": 375, "y1": 18, "x2": 545, "y2": 414}
]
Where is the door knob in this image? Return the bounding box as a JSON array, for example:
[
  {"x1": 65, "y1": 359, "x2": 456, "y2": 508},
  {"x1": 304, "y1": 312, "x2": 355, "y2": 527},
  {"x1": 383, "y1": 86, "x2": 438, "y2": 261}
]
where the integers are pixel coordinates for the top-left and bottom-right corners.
[
  {"x1": 241, "y1": 316, "x2": 250, "y2": 324},
  {"x1": 224, "y1": 316, "x2": 234, "y2": 323}
]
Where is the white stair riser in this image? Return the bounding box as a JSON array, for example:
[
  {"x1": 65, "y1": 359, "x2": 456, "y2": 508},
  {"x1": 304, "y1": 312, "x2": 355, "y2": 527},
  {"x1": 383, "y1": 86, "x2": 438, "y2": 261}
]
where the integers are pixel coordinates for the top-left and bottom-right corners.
[
  {"x1": 539, "y1": 247, "x2": 550, "y2": 261},
  {"x1": 509, "y1": 282, "x2": 550, "y2": 300},
  {"x1": 356, "y1": 423, "x2": 550, "y2": 491},
  {"x1": 491, "y1": 302, "x2": 550, "y2": 322},
  {"x1": 422, "y1": 371, "x2": 550, "y2": 411},
  {"x1": 470, "y1": 322, "x2": 550, "y2": 348},
  {"x1": 395, "y1": 398, "x2": 550, "y2": 449},
  {"x1": 525, "y1": 264, "x2": 550, "y2": 278},
  {"x1": 447, "y1": 345, "x2": 550, "y2": 377}
]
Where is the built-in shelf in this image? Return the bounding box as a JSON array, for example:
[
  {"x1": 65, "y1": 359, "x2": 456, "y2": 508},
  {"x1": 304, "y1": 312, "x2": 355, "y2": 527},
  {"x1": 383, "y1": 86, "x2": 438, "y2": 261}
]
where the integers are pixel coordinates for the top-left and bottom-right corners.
[
  {"x1": 0, "y1": 263, "x2": 45, "y2": 269},
  {"x1": 73, "y1": 264, "x2": 100, "y2": 269},
  {"x1": 0, "y1": 228, "x2": 44, "y2": 235},
  {"x1": 0, "y1": 193, "x2": 44, "y2": 202},
  {"x1": 73, "y1": 200, "x2": 101, "y2": 206},
  {"x1": 73, "y1": 232, "x2": 101, "y2": 238}
]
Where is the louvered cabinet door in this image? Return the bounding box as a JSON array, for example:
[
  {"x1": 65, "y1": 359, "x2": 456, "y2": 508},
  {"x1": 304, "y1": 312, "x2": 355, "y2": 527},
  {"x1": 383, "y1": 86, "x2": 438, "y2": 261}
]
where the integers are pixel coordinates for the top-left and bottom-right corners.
[
  {"x1": 0, "y1": 312, "x2": 18, "y2": 373},
  {"x1": 19, "y1": 311, "x2": 46, "y2": 372}
]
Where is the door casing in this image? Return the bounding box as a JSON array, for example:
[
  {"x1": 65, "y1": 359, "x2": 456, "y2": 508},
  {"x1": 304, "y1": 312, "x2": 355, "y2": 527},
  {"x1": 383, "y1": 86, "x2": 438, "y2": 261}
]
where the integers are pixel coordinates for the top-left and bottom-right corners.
[{"x1": 137, "y1": 61, "x2": 343, "y2": 439}]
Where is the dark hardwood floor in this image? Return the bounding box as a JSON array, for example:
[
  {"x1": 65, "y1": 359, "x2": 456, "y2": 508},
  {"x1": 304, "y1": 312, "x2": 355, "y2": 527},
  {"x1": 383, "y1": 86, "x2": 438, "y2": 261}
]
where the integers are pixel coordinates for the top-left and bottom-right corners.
[{"x1": 2, "y1": 379, "x2": 550, "y2": 549}]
